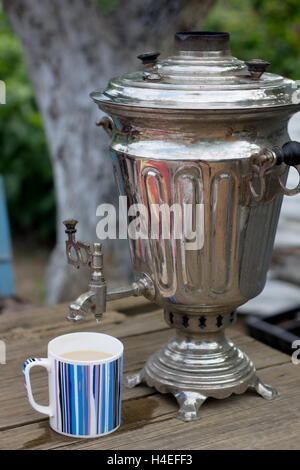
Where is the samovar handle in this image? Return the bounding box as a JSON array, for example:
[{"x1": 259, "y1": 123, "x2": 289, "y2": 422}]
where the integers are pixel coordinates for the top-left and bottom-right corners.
[
  {"x1": 248, "y1": 141, "x2": 300, "y2": 202},
  {"x1": 273, "y1": 141, "x2": 300, "y2": 196},
  {"x1": 96, "y1": 116, "x2": 114, "y2": 137}
]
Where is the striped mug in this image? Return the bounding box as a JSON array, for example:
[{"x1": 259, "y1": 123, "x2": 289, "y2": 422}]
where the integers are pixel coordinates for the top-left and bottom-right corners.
[{"x1": 23, "y1": 332, "x2": 123, "y2": 438}]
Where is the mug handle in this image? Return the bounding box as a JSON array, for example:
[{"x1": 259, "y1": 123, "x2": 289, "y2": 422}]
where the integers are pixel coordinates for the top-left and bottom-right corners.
[{"x1": 23, "y1": 358, "x2": 53, "y2": 417}]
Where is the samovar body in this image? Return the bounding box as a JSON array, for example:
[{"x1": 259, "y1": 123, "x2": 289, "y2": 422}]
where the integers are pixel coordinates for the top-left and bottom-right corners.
[
  {"x1": 65, "y1": 32, "x2": 300, "y2": 420},
  {"x1": 106, "y1": 105, "x2": 295, "y2": 419},
  {"x1": 111, "y1": 114, "x2": 289, "y2": 314}
]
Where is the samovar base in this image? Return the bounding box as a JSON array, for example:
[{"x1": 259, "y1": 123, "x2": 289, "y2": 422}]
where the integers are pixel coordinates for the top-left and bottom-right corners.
[{"x1": 125, "y1": 328, "x2": 278, "y2": 422}]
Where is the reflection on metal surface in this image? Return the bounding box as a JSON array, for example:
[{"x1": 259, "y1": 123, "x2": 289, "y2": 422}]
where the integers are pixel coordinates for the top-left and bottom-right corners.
[
  {"x1": 112, "y1": 152, "x2": 289, "y2": 311},
  {"x1": 210, "y1": 172, "x2": 237, "y2": 294}
]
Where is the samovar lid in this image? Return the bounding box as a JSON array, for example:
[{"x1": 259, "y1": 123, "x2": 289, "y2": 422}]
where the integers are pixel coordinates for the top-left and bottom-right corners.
[{"x1": 91, "y1": 31, "x2": 300, "y2": 111}]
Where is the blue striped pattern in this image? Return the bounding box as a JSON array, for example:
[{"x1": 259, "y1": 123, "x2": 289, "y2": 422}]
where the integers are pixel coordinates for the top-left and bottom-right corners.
[{"x1": 54, "y1": 356, "x2": 122, "y2": 436}]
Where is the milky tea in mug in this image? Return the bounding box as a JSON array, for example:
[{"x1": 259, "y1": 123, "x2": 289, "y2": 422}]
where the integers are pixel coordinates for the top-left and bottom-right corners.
[
  {"x1": 60, "y1": 350, "x2": 112, "y2": 361},
  {"x1": 23, "y1": 332, "x2": 123, "y2": 438}
]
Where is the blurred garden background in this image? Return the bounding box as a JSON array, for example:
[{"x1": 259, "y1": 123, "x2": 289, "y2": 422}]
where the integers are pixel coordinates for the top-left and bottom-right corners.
[{"x1": 0, "y1": 0, "x2": 300, "y2": 309}]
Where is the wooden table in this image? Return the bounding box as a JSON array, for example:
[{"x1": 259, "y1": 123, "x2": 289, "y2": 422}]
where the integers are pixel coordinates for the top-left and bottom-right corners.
[{"x1": 0, "y1": 296, "x2": 299, "y2": 450}]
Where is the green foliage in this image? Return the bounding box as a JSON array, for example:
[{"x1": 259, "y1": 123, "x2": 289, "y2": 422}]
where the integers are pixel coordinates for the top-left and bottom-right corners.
[
  {"x1": 204, "y1": 0, "x2": 300, "y2": 79},
  {"x1": 94, "y1": 0, "x2": 122, "y2": 15},
  {"x1": 0, "y1": 6, "x2": 55, "y2": 243}
]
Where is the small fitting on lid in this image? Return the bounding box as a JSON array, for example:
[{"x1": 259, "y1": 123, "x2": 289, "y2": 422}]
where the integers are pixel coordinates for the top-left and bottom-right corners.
[
  {"x1": 245, "y1": 59, "x2": 270, "y2": 80},
  {"x1": 137, "y1": 52, "x2": 160, "y2": 67}
]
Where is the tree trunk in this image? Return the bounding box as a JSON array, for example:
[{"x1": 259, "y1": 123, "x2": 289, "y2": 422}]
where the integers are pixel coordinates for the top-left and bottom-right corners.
[{"x1": 3, "y1": 0, "x2": 215, "y2": 304}]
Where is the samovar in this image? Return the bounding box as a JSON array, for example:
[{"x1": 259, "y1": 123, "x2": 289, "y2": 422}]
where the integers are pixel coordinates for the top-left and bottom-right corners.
[{"x1": 63, "y1": 32, "x2": 300, "y2": 421}]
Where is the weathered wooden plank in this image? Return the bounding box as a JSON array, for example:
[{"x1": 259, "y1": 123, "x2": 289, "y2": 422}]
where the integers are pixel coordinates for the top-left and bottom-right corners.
[
  {"x1": 0, "y1": 296, "x2": 155, "y2": 335},
  {"x1": 1, "y1": 362, "x2": 298, "y2": 450},
  {"x1": 0, "y1": 309, "x2": 166, "y2": 371},
  {"x1": 0, "y1": 296, "x2": 244, "y2": 339}
]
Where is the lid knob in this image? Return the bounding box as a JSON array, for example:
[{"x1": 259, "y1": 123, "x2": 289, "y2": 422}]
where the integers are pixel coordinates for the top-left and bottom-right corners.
[
  {"x1": 175, "y1": 31, "x2": 231, "y2": 53},
  {"x1": 245, "y1": 59, "x2": 270, "y2": 80},
  {"x1": 137, "y1": 52, "x2": 160, "y2": 66}
]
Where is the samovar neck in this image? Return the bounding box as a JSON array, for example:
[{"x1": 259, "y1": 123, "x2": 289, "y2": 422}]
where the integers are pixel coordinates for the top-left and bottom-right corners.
[{"x1": 175, "y1": 31, "x2": 231, "y2": 55}]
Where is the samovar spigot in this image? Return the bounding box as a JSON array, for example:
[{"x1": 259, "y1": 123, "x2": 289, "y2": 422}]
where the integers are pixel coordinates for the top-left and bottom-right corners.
[{"x1": 63, "y1": 220, "x2": 155, "y2": 323}]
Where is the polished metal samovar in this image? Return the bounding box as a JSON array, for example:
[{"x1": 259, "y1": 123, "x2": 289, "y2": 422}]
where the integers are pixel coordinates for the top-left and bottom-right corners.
[{"x1": 63, "y1": 32, "x2": 300, "y2": 421}]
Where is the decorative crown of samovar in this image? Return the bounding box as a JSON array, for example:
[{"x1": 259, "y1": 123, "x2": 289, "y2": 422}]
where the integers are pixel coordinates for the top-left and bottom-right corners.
[{"x1": 63, "y1": 31, "x2": 300, "y2": 421}]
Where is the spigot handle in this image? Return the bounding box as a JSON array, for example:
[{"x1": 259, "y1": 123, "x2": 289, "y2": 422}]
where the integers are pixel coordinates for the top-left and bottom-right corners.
[
  {"x1": 63, "y1": 220, "x2": 92, "y2": 269},
  {"x1": 63, "y1": 219, "x2": 78, "y2": 234}
]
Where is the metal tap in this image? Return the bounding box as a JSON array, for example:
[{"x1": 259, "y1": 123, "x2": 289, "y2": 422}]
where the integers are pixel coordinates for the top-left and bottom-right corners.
[{"x1": 63, "y1": 220, "x2": 154, "y2": 323}]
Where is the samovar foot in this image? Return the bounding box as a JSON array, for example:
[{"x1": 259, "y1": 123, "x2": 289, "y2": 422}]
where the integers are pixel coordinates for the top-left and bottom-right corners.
[
  {"x1": 248, "y1": 376, "x2": 279, "y2": 400},
  {"x1": 123, "y1": 322, "x2": 278, "y2": 421},
  {"x1": 124, "y1": 370, "x2": 145, "y2": 388},
  {"x1": 174, "y1": 391, "x2": 207, "y2": 422}
]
